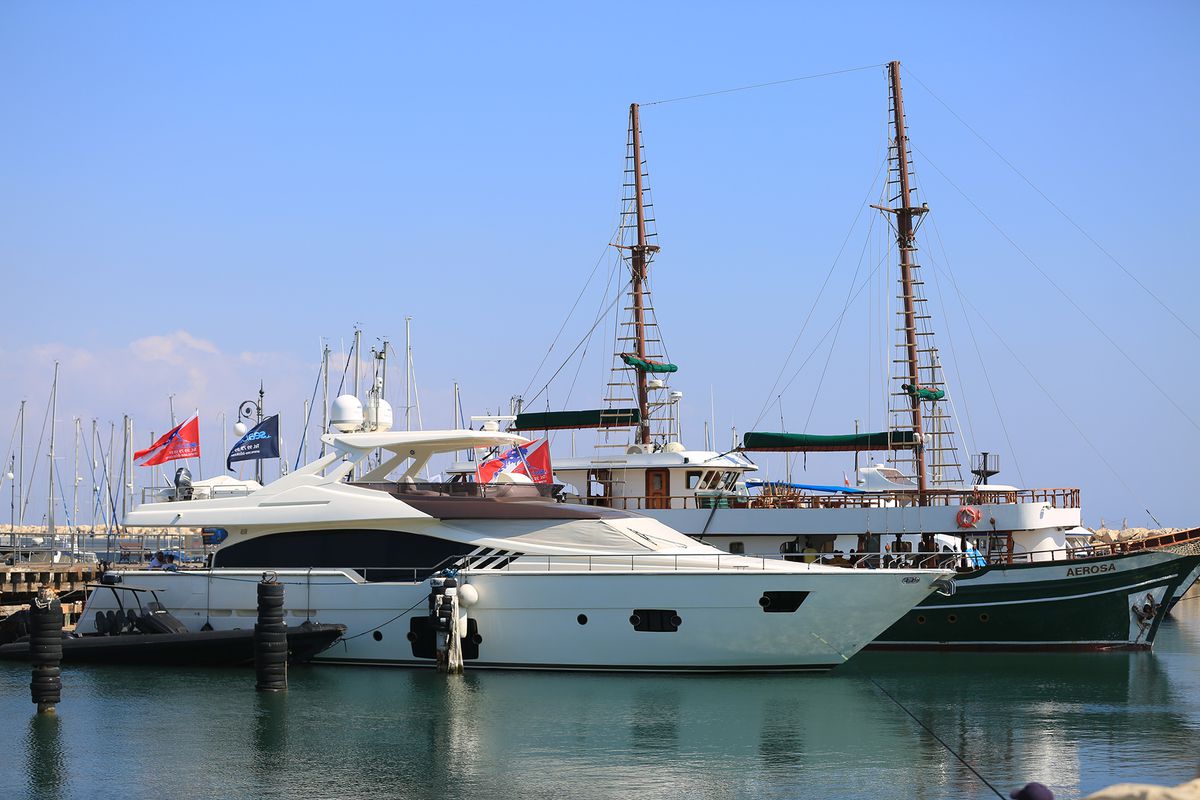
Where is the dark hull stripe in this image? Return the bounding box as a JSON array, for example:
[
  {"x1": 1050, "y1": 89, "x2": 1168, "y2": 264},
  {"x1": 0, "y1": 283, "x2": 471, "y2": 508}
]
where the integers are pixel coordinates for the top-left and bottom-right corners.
[
  {"x1": 867, "y1": 641, "x2": 1152, "y2": 652},
  {"x1": 314, "y1": 657, "x2": 840, "y2": 673}
]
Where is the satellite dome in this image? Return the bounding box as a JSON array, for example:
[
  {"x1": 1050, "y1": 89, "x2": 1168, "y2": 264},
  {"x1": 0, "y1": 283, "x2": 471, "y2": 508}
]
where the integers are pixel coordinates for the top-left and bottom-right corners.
[
  {"x1": 662, "y1": 441, "x2": 686, "y2": 453},
  {"x1": 330, "y1": 395, "x2": 364, "y2": 432},
  {"x1": 366, "y1": 398, "x2": 394, "y2": 432}
]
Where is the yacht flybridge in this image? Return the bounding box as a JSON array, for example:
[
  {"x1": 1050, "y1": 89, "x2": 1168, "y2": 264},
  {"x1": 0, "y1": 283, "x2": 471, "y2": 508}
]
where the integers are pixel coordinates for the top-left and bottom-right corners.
[{"x1": 82, "y1": 427, "x2": 953, "y2": 672}]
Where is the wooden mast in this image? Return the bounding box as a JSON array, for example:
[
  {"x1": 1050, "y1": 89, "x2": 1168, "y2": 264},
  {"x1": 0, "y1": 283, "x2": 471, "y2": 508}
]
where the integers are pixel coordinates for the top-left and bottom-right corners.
[
  {"x1": 887, "y1": 61, "x2": 928, "y2": 497},
  {"x1": 629, "y1": 102, "x2": 652, "y2": 446}
]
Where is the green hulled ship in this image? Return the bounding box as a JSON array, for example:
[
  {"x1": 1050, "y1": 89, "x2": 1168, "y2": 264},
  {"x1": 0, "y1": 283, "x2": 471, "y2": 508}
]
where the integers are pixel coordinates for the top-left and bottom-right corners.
[{"x1": 872, "y1": 548, "x2": 1200, "y2": 650}]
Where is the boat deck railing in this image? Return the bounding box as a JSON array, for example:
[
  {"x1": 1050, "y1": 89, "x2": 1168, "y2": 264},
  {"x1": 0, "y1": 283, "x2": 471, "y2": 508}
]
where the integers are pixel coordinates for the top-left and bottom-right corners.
[
  {"x1": 140, "y1": 486, "x2": 255, "y2": 504},
  {"x1": 834, "y1": 527, "x2": 1200, "y2": 570},
  {"x1": 573, "y1": 487, "x2": 1082, "y2": 511},
  {"x1": 350, "y1": 481, "x2": 560, "y2": 500},
  {"x1": 181, "y1": 550, "x2": 951, "y2": 584}
]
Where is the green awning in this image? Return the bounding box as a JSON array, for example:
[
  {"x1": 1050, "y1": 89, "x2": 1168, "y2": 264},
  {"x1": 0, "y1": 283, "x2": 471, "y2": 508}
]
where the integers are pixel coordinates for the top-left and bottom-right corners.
[
  {"x1": 513, "y1": 408, "x2": 642, "y2": 431},
  {"x1": 620, "y1": 353, "x2": 678, "y2": 374},
  {"x1": 741, "y1": 430, "x2": 921, "y2": 453}
]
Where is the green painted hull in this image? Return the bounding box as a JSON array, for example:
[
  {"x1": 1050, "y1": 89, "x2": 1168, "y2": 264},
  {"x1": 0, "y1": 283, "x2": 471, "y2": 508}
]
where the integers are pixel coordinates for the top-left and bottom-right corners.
[{"x1": 871, "y1": 550, "x2": 1200, "y2": 651}]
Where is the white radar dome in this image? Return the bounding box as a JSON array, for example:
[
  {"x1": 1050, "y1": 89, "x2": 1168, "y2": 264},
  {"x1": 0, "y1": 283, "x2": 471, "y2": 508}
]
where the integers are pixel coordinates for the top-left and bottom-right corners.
[
  {"x1": 330, "y1": 395, "x2": 364, "y2": 432},
  {"x1": 366, "y1": 398, "x2": 394, "y2": 432},
  {"x1": 662, "y1": 441, "x2": 686, "y2": 453}
]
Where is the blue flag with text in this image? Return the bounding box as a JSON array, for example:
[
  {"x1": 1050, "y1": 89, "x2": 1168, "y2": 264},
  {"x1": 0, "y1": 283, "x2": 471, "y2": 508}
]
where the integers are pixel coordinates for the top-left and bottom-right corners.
[{"x1": 227, "y1": 415, "x2": 280, "y2": 472}]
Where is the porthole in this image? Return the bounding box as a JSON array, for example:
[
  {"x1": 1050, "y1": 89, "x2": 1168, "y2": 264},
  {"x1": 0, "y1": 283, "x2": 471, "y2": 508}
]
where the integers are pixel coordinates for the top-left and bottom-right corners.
[
  {"x1": 373, "y1": 630, "x2": 383, "y2": 641},
  {"x1": 947, "y1": 614, "x2": 958, "y2": 624},
  {"x1": 406, "y1": 631, "x2": 417, "y2": 642},
  {"x1": 577, "y1": 614, "x2": 588, "y2": 625},
  {"x1": 670, "y1": 615, "x2": 683, "y2": 628},
  {"x1": 916, "y1": 615, "x2": 926, "y2": 624},
  {"x1": 470, "y1": 633, "x2": 483, "y2": 645},
  {"x1": 629, "y1": 613, "x2": 641, "y2": 627},
  {"x1": 979, "y1": 613, "x2": 990, "y2": 623}
]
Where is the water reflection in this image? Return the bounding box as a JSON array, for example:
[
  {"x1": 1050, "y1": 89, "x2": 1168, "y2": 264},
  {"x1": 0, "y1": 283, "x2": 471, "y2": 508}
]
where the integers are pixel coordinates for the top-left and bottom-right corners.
[
  {"x1": 25, "y1": 713, "x2": 67, "y2": 800},
  {"x1": 253, "y1": 690, "x2": 289, "y2": 780},
  {"x1": 0, "y1": 618, "x2": 1198, "y2": 800}
]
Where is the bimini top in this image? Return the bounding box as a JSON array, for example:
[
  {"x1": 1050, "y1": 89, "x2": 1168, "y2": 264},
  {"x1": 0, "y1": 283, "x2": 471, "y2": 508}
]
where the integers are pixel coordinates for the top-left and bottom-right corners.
[
  {"x1": 323, "y1": 429, "x2": 528, "y2": 459},
  {"x1": 323, "y1": 429, "x2": 529, "y2": 483}
]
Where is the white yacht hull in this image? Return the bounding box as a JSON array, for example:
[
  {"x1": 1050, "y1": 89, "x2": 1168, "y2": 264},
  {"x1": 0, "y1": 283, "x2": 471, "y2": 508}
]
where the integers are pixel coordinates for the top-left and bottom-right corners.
[{"x1": 83, "y1": 566, "x2": 948, "y2": 672}]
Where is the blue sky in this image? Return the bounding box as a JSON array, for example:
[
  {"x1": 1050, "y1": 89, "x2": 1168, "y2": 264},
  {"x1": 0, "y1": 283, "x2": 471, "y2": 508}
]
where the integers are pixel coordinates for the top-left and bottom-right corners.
[{"x1": 1, "y1": 2, "x2": 1197, "y2": 527}]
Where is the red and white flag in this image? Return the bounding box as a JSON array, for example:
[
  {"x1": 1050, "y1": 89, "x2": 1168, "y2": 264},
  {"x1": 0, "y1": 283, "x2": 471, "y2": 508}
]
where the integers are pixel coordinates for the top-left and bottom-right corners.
[
  {"x1": 476, "y1": 439, "x2": 553, "y2": 484},
  {"x1": 135, "y1": 412, "x2": 201, "y2": 467}
]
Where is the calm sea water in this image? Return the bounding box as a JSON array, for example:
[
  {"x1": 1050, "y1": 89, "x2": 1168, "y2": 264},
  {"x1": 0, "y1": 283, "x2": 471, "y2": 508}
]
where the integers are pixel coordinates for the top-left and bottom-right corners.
[{"x1": 3, "y1": 599, "x2": 1198, "y2": 800}]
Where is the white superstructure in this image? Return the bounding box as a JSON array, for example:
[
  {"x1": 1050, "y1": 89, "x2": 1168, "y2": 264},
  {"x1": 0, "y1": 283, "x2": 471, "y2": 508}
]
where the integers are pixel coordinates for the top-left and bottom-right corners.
[{"x1": 449, "y1": 444, "x2": 1085, "y2": 565}]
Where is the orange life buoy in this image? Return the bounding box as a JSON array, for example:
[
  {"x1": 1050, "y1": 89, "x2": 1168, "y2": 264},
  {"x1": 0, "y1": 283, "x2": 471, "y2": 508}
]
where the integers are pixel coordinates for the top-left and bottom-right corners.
[{"x1": 956, "y1": 506, "x2": 983, "y2": 529}]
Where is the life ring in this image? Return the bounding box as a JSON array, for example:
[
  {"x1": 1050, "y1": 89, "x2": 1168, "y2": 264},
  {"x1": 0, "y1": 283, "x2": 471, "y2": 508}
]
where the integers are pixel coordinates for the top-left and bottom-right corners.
[{"x1": 956, "y1": 506, "x2": 983, "y2": 529}]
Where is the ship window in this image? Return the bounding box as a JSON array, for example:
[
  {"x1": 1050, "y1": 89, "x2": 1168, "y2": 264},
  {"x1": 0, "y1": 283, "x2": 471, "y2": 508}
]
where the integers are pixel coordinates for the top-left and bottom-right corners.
[
  {"x1": 729, "y1": 542, "x2": 745, "y2": 554},
  {"x1": 686, "y1": 471, "x2": 703, "y2": 490},
  {"x1": 212, "y1": 529, "x2": 473, "y2": 582}
]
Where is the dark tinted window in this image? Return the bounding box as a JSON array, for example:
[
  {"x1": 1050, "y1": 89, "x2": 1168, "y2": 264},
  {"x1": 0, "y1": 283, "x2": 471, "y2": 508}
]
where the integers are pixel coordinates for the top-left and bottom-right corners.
[{"x1": 214, "y1": 529, "x2": 473, "y2": 582}]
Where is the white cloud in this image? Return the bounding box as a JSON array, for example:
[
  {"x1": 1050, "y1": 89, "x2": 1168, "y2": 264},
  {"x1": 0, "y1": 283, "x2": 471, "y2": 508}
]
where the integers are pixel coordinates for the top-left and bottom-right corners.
[{"x1": 129, "y1": 330, "x2": 219, "y2": 365}]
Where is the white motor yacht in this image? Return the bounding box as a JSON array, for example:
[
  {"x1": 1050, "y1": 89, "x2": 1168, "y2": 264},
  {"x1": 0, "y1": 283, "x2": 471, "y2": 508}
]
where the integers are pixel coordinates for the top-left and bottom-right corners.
[{"x1": 82, "y1": 428, "x2": 952, "y2": 672}]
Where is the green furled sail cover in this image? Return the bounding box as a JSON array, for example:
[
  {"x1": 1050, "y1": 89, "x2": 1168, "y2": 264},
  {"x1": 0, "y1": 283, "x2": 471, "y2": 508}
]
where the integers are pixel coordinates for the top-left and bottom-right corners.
[
  {"x1": 741, "y1": 430, "x2": 921, "y2": 452},
  {"x1": 513, "y1": 408, "x2": 641, "y2": 431},
  {"x1": 902, "y1": 383, "x2": 945, "y2": 401},
  {"x1": 620, "y1": 353, "x2": 678, "y2": 374}
]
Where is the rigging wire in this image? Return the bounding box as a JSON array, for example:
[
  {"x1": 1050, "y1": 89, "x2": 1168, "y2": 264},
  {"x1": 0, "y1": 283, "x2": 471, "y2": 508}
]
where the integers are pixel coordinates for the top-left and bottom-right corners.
[
  {"x1": 926, "y1": 259, "x2": 1153, "y2": 516},
  {"x1": 751, "y1": 156, "x2": 890, "y2": 431},
  {"x1": 294, "y1": 361, "x2": 325, "y2": 472},
  {"x1": 802, "y1": 210, "x2": 877, "y2": 434},
  {"x1": 641, "y1": 64, "x2": 886, "y2": 107},
  {"x1": 811, "y1": 632, "x2": 1006, "y2": 799},
  {"x1": 921, "y1": 223, "x2": 978, "y2": 459},
  {"x1": 774, "y1": 249, "x2": 894, "y2": 402},
  {"x1": 20, "y1": 383, "x2": 53, "y2": 522},
  {"x1": 913, "y1": 144, "x2": 1200, "y2": 435},
  {"x1": 901, "y1": 65, "x2": 1200, "y2": 344},
  {"x1": 920, "y1": 209, "x2": 1025, "y2": 485},
  {"x1": 520, "y1": 222, "x2": 622, "y2": 400},
  {"x1": 561, "y1": 256, "x2": 624, "y2": 416},
  {"x1": 524, "y1": 281, "x2": 631, "y2": 409},
  {"x1": 1, "y1": 403, "x2": 20, "y2": 494}
]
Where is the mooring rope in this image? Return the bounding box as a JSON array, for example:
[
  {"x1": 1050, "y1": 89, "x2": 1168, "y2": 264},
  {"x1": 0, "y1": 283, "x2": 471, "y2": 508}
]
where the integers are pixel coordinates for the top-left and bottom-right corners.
[{"x1": 811, "y1": 631, "x2": 1006, "y2": 799}]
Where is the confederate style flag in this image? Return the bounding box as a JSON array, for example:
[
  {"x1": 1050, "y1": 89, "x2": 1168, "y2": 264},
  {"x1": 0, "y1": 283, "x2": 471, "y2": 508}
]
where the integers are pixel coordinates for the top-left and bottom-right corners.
[
  {"x1": 135, "y1": 412, "x2": 201, "y2": 467},
  {"x1": 475, "y1": 439, "x2": 553, "y2": 484}
]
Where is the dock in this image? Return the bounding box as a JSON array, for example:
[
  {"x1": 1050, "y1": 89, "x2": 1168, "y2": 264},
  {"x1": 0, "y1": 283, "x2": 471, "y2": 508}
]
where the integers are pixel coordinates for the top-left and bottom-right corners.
[{"x1": 1, "y1": 565, "x2": 99, "y2": 627}]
